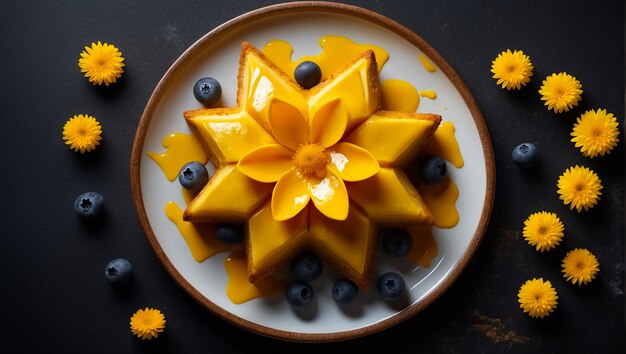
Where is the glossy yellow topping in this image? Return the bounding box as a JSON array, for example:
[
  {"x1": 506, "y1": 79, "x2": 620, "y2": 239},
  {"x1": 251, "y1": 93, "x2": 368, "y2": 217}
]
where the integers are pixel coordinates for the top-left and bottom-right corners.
[
  {"x1": 225, "y1": 248, "x2": 284, "y2": 304},
  {"x1": 246, "y1": 202, "x2": 308, "y2": 282},
  {"x1": 263, "y1": 35, "x2": 389, "y2": 81},
  {"x1": 147, "y1": 132, "x2": 208, "y2": 181},
  {"x1": 165, "y1": 201, "x2": 228, "y2": 262},
  {"x1": 308, "y1": 204, "x2": 375, "y2": 277},
  {"x1": 421, "y1": 121, "x2": 464, "y2": 168},
  {"x1": 183, "y1": 164, "x2": 272, "y2": 222},
  {"x1": 418, "y1": 54, "x2": 437, "y2": 73},
  {"x1": 381, "y1": 79, "x2": 420, "y2": 112},
  {"x1": 406, "y1": 227, "x2": 438, "y2": 267},
  {"x1": 347, "y1": 168, "x2": 434, "y2": 225},
  {"x1": 345, "y1": 111, "x2": 440, "y2": 167},
  {"x1": 419, "y1": 90, "x2": 437, "y2": 100},
  {"x1": 184, "y1": 109, "x2": 277, "y2": 166}
]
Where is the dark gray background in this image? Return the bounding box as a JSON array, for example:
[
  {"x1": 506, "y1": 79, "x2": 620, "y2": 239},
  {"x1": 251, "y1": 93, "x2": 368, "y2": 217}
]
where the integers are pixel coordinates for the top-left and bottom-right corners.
[{"x1": 1, "y1": 0, "x2": 624, "y2": 352}]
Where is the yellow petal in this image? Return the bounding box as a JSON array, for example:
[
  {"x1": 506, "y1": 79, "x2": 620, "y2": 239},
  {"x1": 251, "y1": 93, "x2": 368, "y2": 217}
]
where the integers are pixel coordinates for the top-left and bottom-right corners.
[
  {"x1": 268, "y1": 99, "x2": 309, "y2": 151},
  {"x1": 271, "y1": 169, "x2": 311, "y2": 221},
  {"x1": 308, "y1": 52, "x2": 379, "y2": 133},
  {"x1": 308, "y1": 166, "x2": 349, "y2": 221},
  {"x1": 237, "y1": 144, "x2": 293, "y2": 183},
  {"x1": 328, "y1": 142, "x2": 379, "y2": 182},
  {"x1": 309, "y1": 98, "x2": 348, "y2": 148}
]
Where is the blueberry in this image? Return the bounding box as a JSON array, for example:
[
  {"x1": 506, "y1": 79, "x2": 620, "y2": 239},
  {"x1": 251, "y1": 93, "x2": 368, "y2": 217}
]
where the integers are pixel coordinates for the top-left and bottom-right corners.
[
  {"x1": 332, "y1": 278, "x2": 358, "y2": 305},
  {"x1": 419, "y1": 155, "x2": 447, "y2": 185},
  {"x1": 512, "y1": 142, "x2": 538, "y2": 168},
  {"x1": 285, "y1": 281, "x2": 314, "y2": 308},
  {"x1": 74, "y1": 192, "x2": 104, "y2": 220},
  {"x1": 377, "y1": 272, "x2": 406, "y2": 301},
  {"x1": 178, "y1": 161, "x2": 209, "y2": 192},
  {"x1": 193, "y1": 77, "x2": 222, "y2": 107},
  {"x1": 294, "y1": 61, "x2": 322, "y2": 89},
  {"x1": 290, "y1": 251, "x2": 322, "y2": 282},
  {"x1": 382, "y1": 228, "x2": 413, "y2": 257},
  {"x1": 215, "y1": 223, "x2": 244, "y2": 245},
  {"x1": 104, "y1": 258, "x2": 133, "y2": 285}
]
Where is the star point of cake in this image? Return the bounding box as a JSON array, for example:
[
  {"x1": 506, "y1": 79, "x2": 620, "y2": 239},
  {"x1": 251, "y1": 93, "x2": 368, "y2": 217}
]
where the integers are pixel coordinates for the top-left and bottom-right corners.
[{"x1": 183, "y1": 42, "x2": 441, "y2": 288}]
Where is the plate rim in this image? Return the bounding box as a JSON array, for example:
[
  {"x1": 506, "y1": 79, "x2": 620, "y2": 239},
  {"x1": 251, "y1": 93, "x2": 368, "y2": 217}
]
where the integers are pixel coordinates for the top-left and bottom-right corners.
[{"x1": 130, "y1": 0, "x2": 495, "y2": 342}]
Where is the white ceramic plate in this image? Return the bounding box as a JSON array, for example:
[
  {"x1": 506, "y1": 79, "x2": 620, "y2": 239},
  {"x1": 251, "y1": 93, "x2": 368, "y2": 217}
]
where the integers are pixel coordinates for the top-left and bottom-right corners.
[{"x1": 131, "y1": 2, "x2": 494, "y2": 342}]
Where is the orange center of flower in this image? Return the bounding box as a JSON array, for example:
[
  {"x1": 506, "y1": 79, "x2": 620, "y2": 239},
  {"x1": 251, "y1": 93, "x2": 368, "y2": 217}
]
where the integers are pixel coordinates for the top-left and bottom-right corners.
[{"x1": 293, "y1": 143, "x2": 328, "y2": 175}]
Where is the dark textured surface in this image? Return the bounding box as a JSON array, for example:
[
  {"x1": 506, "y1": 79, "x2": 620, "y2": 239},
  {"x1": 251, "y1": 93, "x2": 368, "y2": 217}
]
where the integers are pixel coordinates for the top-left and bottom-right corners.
[{"x1": 1, "y1": 0, "x2": 624, "y2": 352}]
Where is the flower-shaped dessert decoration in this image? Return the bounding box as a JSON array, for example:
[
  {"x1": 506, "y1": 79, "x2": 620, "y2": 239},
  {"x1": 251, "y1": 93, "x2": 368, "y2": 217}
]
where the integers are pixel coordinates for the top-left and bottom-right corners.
[
  {"x1": 78, "y1": 41, "x2": 125, "y2": 86},
  {"x1": 130, "y1": 307, "x2": 166, "y2": 340},
  {"x1": 561, "y1": 248, "x2": 599, "y2": 285},
  {"x1": 490, "y1": 49, "x2": 533, "y2": 90},
  {"x1": 518, "y1": 278, "x2": 558, "y2": 318},
  {"x1": 237, "y1": 98, "x2": 379, "y2": 221},
  {"x1": 571, "y1": 109, "x2": 620, "y2": 158},
  {"x1": 183, "y1": 43, "x2": 440, "y2": 288},
  {"x1": 557, "y1": 165, "x2": 602, "y2": 212},
  {"x1": 62, "y1": 114, "x2": 102, "y2": 153},
  {"x1": 523, "y1": 211, "x2": 564, "y2": 252},
  {"x1": 538, "y1": 72, "x2": 583, "y2": 113}
]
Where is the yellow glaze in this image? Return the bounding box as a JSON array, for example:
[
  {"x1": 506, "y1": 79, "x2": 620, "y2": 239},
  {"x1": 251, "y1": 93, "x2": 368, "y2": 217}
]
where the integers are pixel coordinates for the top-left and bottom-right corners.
[
  {"x1": 346, "y1": 168, "x2": 433, "y2": 225},
  {"x1": 406, "y1": 227, "x2": 438, "y2": 267},
  {"x1": 419, "y1": 90, "x2": 437, "y2": 100},
  {"x1": 263, "y1": 35, "x2": 389, "y2": 81},
  {"x1": 308, "y1": 57, "x2": 379, "y2": 133},
  {"x1": 239, "y1": 51, "x2": 309, "y2": 133},
  {"x1": 165, "y1": 202, "x2": 228, "y2": 262},
  {"x1": 183, "y1": 165, "x2": 273, "y2": 222},
  {"x1": 418, "y1": 54, "x2": 437, "y2": 73},
  {"x1": 309, "y1": 204, "x2": 374, "y2": 275},
  {"x1": 422, "y1": 121, "x2": 464, "y2": 168},
  {"x1": 225, "y1": 248, "x2": 284, "y2": 304},
  {"x1": 147, "y1": 132, "x2": 208, "y2": 181},
  {"x1": 381, "y1": 79, "x2": 420, "y2": 112},
  {"x1": 345, "y1": 112, "x2": 440, "y2": 167},
  {"x1": 185, "y1": 110, "x2": 277, "y2": 166},
  {"x1": 418, "y1": 176, "x2": 459, "y2": 228},
  {"x1": 247, "y1": 202, "x2": 308, "y2": 282}
]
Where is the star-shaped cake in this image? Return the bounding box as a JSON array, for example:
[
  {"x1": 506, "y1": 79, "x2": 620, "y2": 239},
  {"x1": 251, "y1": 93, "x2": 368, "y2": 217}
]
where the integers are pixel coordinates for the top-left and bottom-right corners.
[{"x1": 183, "y1": 42, "x2": 440, "y2": 288}]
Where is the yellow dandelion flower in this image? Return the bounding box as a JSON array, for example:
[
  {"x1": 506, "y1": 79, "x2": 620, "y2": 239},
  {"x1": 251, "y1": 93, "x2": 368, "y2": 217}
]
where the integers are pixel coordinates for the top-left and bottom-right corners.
[
  {"x1": 78, "y1": 41, "x2": 125, "y2": 86},
  {"x1": 571, "y1": 109, "x2": 620, "y2": 158},
  {"x1": 62, "y1": 114, "x2": 102, "y2": 153},
  {"x1": 562, "y1": 248, "x2": 599, "y2": 285},
  {"x1": 557, "y1": 165, "x2": 602, "y2": 212},
  {"x1": 518, "y1": 278, "x2": 558, "y2": 318},
  {"x1": 130, "y1": 307, "x2": 166, "y2": 340},
  {"x1": 523, "y1": 211, "x2": 564, "y2": 252},
  {"x1": 539, "y1": 72, "x2": 583, "y2": 113},
  {"x1": 491, "y1": 49, "x2": 534, "y2": 90}
]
